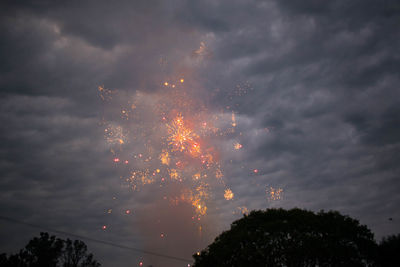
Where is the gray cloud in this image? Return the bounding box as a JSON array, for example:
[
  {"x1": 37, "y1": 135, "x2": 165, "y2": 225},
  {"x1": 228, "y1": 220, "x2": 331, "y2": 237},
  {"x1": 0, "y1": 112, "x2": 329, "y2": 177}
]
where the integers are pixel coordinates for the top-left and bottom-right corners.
[{"x1": 1, "y1": 0, "x2": 400, "y2": 266}]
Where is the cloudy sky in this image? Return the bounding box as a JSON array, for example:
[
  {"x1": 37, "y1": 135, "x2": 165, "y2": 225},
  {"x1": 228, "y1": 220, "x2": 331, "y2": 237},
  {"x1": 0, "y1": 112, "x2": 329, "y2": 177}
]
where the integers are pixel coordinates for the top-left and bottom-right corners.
[{"x1": 1, "y1": 0, "x2": 400, "y2": 266}]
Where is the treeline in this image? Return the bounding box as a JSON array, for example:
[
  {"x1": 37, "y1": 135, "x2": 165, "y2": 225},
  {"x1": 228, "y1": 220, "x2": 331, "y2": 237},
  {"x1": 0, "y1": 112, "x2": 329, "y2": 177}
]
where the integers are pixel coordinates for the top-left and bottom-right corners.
[
  {"x1": 0, "y1": 232, "x2": 100, "y2": 267},
  {"x1": 193, "y1": 208, "x2": 400, "y2": 267}
]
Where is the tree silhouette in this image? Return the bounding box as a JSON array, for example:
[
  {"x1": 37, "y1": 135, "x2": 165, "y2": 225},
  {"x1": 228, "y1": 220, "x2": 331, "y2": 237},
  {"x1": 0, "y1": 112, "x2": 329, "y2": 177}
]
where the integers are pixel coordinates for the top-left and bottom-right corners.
[
  {"x1": 62, "y1": 239, "x2": 99, "y2": 267},
  {"x1": 0, "y1": 253, "x2": 9, "y2": 266},
  {"x1": 193, "y1": 208, "x2": 378, "y2": 266},
  {"x1": 19, "y1": 232, "x2": 64, "y2": 267},
  {"x1": 378, "y1": 234, "x2": 400, "y2": 267},
  {"x1": 1, "y1": 232, "x2": 100, "y2": 267}
]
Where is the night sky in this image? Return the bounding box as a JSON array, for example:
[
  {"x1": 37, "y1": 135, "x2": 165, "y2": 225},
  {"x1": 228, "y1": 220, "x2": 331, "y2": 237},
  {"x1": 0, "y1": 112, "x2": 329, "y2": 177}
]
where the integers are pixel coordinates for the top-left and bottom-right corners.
[{"x1": 1, "y1": 1, "x2": 400, "y2": 266}]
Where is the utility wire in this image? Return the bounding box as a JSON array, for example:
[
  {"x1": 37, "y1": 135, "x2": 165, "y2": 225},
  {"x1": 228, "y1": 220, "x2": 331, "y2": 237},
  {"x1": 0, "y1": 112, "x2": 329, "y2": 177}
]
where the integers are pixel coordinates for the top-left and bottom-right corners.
[{"x1": 0, "y1": 215, "x2": 192, "y2": 264}]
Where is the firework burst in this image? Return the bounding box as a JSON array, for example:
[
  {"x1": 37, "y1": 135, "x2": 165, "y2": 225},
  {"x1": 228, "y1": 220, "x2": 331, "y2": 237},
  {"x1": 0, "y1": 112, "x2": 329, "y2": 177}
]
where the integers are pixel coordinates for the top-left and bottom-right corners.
[{"x1": 99, "y1": 76, "x2": 238, "y2": 218}]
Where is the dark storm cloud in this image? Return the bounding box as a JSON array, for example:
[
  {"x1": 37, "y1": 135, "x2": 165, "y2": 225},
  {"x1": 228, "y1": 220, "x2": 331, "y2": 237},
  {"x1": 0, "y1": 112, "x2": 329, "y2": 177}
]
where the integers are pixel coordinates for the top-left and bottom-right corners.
[
  {"x1": 179, "y1": 0, "x2": 400, "y2": 241},
  {"x1": 345, "y1": 105, "x2": 400, "y2": 147},
  {"x1": 203, "y1": 0, "x2": 399, "y2": 241},
  {"x1": 0, "y1": 0, "x2": 203, "y2": 99},
  {"x1": 1, "y1": 0, "x2": 400, "y2": 266},
  {"x1": 0, "y1": 1, "x2": 211, "y2": 266}
]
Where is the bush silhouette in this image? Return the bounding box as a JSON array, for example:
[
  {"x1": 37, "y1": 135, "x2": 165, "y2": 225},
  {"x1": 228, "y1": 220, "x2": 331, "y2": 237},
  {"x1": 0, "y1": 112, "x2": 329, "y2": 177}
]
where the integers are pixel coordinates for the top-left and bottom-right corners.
[{"x1": 193, "y1": 208, "x2": 378, "y2": 266}]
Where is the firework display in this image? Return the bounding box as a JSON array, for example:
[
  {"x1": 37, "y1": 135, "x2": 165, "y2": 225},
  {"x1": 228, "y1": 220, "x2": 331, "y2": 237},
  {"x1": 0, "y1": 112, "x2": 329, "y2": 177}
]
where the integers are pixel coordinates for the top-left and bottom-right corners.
[
  {"x1": 99, "y1": 78, "x2": 239, "y2": 218},
  {"x1": 98, "y1": 45, "x2": 284, "y2": 225},
  {"x1": 267, "y1": 187, "x2": 283, "y2": 201}
]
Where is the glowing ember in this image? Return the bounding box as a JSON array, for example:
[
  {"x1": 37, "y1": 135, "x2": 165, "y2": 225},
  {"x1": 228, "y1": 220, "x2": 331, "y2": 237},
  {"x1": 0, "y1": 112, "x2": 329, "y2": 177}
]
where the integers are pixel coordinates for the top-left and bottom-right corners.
[
  {"x1": 231, "y1": 112, "x2": 237, "y2": 127},
  {"x1": 267, "y1": 187, "x2": 283, "y2": 200},
  {"x1": 159, "y1": 150, "x2": 170, "y2": 165},
  {"x1": 169, "y1": 169, "x2": 179, "y2": 180},
  {"x1": 234, "y1": 142, "x2": 242, "y2": 150},
  {"x1": 224, "y1": 188, "x2": 234, "y2": 200},
  {"x1": 192, "y1": 173, "x2": 200, "y2": 180},
  {"x1": 104, "y1": 125, "x2": 126, "y2": 145},
  {"x1": 237, "y1": 206, "x2": 249, "y2": 215}
]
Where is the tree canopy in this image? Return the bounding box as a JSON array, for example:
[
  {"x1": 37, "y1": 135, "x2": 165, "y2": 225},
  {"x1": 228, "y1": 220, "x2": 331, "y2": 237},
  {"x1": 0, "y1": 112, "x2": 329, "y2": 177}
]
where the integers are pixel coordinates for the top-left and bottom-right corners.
[
  {"x1": 377, "y1": 234, "x2": 400, "y2": 267},
  {"x1": 193, "y1": 208, "x2": 378, "y2": 267},
  {"x1": 0, "y1": 232, "x2": 100, "y2": 267}
]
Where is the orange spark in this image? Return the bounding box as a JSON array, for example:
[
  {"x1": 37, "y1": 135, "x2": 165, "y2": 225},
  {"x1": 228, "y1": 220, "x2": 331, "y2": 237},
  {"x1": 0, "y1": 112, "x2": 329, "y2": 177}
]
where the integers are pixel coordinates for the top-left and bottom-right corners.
[
  {"x1": 267, "y1": 187, "x2": 283, "y2": 200},
  {"x1": 224, "y1": 188, "x2": 234, "y2": 200},
  {"x1": 192, "y1": 173, "x2": 201, "y2": 180},
  {"x1": 159, "y1": 150, "x2": 170, "y2": 166},
  {"x1": 231, "y1": 111, "x2": 237, "y2": 127},
  {"x1": 237, "y1": 206, "x2": 249, "y2": 215},
  {"x1": 234, "y1": 142, "x2": 242, "y2": 150},
  {"x1": 169, "y1": 169, "x2": 179, "y2": 180},
  {"x1": 215, "y1": 168, "x2": 223, "y2": 179}
]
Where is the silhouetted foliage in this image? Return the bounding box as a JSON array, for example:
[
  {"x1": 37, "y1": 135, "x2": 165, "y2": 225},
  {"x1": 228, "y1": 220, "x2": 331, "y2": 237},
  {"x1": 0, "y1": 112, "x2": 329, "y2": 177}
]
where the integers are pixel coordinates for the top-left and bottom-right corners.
[
  {"x1": 378, "y1": 234, "x2": 400, "y2": 267},
  {"x1": 193, "y1": 208, "x2": 378, "y2": 267},
  {"x1": 1, "y1": 232, "x2": 100, "y2": 267},
  {"x1": 0, "y1": 254, "x2": 8, "y2": 266}
]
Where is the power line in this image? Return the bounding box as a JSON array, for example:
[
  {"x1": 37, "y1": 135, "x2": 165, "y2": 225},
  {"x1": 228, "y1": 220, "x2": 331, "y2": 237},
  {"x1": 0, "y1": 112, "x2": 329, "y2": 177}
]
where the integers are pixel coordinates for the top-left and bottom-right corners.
[{"x1": 0, "y1": 215, "x2": 192, "y2": 264}]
